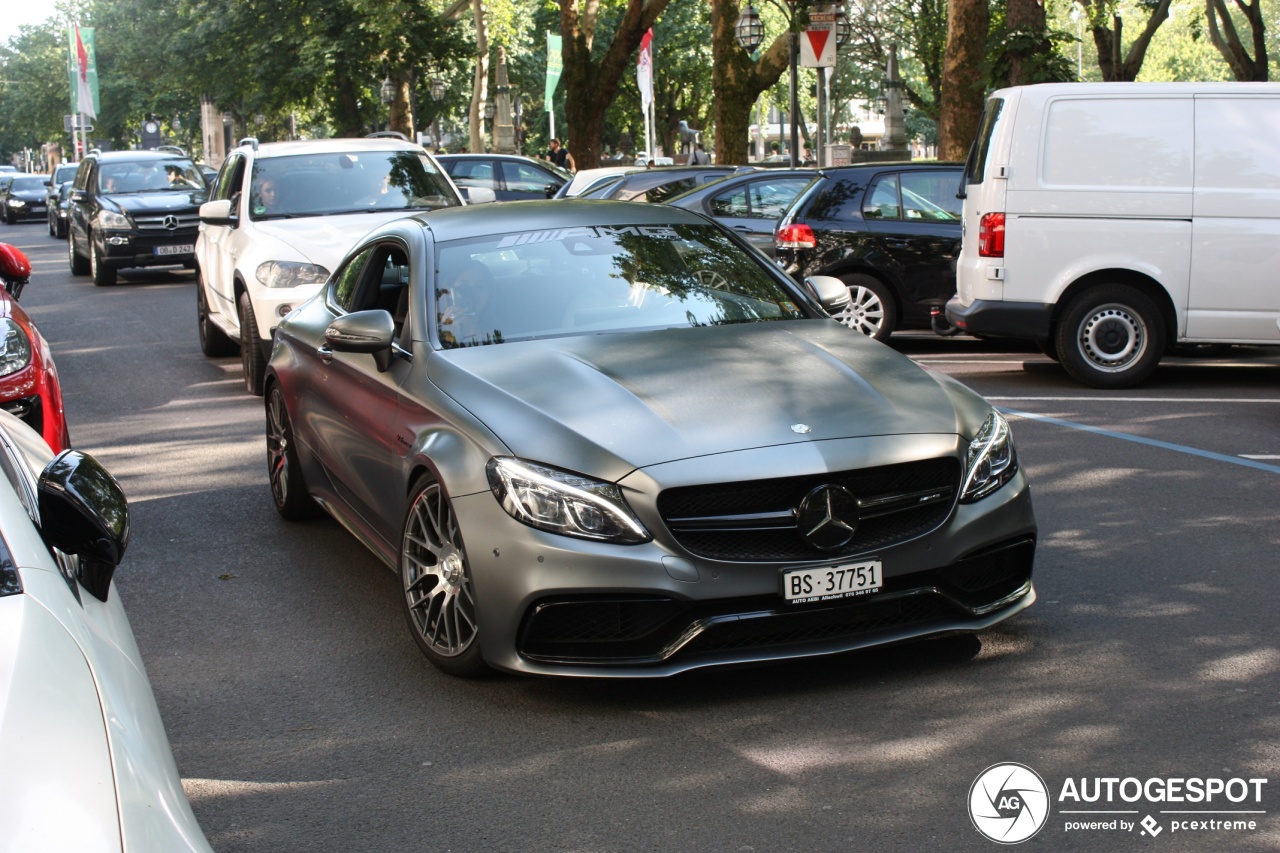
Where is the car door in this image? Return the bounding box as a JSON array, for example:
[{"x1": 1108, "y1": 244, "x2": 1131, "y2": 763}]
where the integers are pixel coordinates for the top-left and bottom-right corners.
[
  {"x1": 706, "y1": 175, "x2": 813, "y2": 257},
  {"x1": 444, "y1": 159, "x2": 502, "y2": 200},
  {"x1": 67, "y1": 160, "x2": 96, "y2": 258},
  {"x1": 298, "y1": 240, "x2": 415, "y2": 547},
  {"x1": 197, "y1": 153, "x2": 246, "y2": 326},
  {"x1": 859, "y1": 169, "x2": 963, "y2": 321}
]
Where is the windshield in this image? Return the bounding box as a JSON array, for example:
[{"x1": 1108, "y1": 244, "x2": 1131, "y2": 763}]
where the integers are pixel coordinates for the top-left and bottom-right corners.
[
  {"x1": 12, "y1": 178, "x2": 46, "y2": 192},
  {"x1": 249, "y1": 150, "x2": 457, "y2": 220},
  {"x1": 433, "y1": 222, "x2": 808, "y2": 349},
  {"x1": 98, "y1": 158, "x2": 205, "y2": 194}
]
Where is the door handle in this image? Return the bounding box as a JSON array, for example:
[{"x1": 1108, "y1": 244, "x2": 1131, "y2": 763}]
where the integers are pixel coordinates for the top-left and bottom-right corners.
[{"x1": 317, "y1": 344, "x2": 333, "y2": 364}]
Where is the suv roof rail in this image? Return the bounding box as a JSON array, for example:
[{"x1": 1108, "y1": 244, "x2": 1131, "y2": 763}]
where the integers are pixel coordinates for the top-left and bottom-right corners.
[
  {"x1": 156, "y1": 145, "x2": 187, "y2": 156},
  {"x1": 365, "y1": 131, "x2": 409, "y2": 141},
  {"x1": 238, "y1": 137, "x2": 260, "y2": 151},
  {"x1": 88, "y1": 148, "x2": 102, "y2": 157}
]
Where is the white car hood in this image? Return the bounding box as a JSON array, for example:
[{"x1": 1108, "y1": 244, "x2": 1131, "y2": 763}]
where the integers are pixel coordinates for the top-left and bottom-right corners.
[
  {"x1": 251, "y1": 211, "x2": 414, "y2": 270},
  {"x1": 0, "y1": 594, "x2": 122, "y2": 852}
]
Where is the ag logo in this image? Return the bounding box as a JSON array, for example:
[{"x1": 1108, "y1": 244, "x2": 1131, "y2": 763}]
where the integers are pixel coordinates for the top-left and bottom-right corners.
[{"x1": 969, "y1": 763, "x2": 1050, "y2": 844}]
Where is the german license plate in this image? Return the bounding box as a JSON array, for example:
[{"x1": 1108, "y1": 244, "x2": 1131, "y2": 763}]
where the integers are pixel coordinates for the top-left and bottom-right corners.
[
  {"x1": 155, "y1": 244, "x2": 193, "y2": 256},
  {"x1": 783, "y1": 560, "x2": 882, "y2": 604}
]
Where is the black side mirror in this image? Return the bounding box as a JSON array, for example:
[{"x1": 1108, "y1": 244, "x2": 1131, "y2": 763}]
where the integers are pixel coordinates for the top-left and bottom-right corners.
[
  {"x1": 37, "y1": 450, "x2": 130, "y2": 602},
  {"x1": 326, "y1": 310, "x2": 396, "y2": 372}
]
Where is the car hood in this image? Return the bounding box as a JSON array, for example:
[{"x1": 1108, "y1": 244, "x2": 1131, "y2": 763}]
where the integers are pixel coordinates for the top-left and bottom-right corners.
[
  {"x1": 250, "y1": 212, "x2": 415, "y2": 270},
  {"x1": 107, "y1": 191, "x2": 205, "y2": 213},
  {"x1": 427, "y1": 321, "x2": 974, "y2": 480},
  {"x1": 9, "y1": 190, "x2": 46, "y2": 202}
]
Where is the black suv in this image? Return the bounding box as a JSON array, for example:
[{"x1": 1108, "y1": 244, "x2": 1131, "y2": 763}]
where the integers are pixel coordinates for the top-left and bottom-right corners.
[
  {"x1": 774, "y1": 162, "x2": 963, "y2": 340},
  {"x1": 66, "y1": 148, "x2": 208, "y2": 286}
]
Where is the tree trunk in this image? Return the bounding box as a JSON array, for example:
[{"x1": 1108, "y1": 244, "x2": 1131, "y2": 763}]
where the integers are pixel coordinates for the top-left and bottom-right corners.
[
  {"x1": 938, "y1": 0, "x2": 989, "y2": 160},
  {"x1": 710, "y1": 0, "x2": 789, "y2": 166},
  {"x1": 560, "y1": 0, "x2": 672, "y2": 170},
  {"x1": 1005, "y1": 0, "x2": 1047, "y2": 86},
  {"x1": 1207, "y1": 0, "x2": 1269, "y2": 81},
  {"x1": 390, "y1": 72, "x2": 414, "y2": 138},
  {"x1": 1090, "y1": 0, "x2": 1172, "y2": 81}
]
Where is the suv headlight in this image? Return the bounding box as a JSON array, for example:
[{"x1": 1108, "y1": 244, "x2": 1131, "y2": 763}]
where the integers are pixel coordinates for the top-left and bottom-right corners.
[
  {"x1": 8, "y1": 200, "x2": 25, "y2": 208},
  {"x1": 95, "y1": 209, "x2": 132, "y2": 229},
  {"x1": 256, "y1": 261, "x2": 330, "y2": 289},
  {"x1": 961, "y1": 410, "x2": 1018, "y2": 503},
  {"x1": 0, "y1": 319, "x2": 33, "y2": 377},
  {"x1": 487, "y1": 457, "x2": 651, "y2": 544}
]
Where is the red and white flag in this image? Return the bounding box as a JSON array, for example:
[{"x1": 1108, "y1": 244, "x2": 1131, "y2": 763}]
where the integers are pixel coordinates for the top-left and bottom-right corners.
[
  {"x1": 74, "y1": 26, "x2": 97, "y2": 119},
  {"x1": 637, "y1": 29, "x2": 653, "y2": 111}
]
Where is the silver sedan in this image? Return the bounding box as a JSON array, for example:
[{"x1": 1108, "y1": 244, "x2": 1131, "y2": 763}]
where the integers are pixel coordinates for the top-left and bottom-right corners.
[{"x1": 264, "y1": 200, "x2": 1037, "y2": 678}]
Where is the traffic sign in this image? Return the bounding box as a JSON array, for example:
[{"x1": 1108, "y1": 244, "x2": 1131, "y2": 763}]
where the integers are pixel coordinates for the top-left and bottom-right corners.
[
  {"x1": 801, "y1": 13, "x2": 837, "y2": 68},
  {"x1": 63, "y1": 115, "x2": 94, "y2": 133}
]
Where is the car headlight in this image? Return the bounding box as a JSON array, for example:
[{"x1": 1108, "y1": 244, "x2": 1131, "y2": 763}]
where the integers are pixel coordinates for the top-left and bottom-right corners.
[
  {"x1": 9, "y1": 200, "x2": 25, "y2": 208},
  {"x1": 961, "y1": 410, "x2": 1018, "y2": 503},
  {"x1": 486, "y1": 457, "x2": 651, "y2": 544},
  {"x1": 0, "y1": 318, "x2": 33, "y2": 377},
  {"x1": 95, "y1": 209, "x2": 132, "y2": 229},
  {"x1": 256, "y1": 261, "x2": 330, "y2": 289}
]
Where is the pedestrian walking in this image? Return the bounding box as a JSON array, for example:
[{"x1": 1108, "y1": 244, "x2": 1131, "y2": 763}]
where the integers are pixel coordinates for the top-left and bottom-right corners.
[
  {"x1": 691, "y1": 143, "x2": 711, "y2": 165},
  {"x1": 547, "y1": 138, "x2": 576, "y2": 172}
]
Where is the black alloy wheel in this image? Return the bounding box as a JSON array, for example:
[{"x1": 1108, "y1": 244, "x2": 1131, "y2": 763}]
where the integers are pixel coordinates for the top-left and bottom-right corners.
[
  {"x1": 265, "y1": 385, "x2": 318, "y2": 520},
  {"x1": 68, "y1": 231, "x2": 89, "y2": 275},
  {"x1": 90, "y1": 244, "x2": 116, "y2": 286},
  {"x1": 400, "y1": 475, "x2": 488, "y2": 678}
]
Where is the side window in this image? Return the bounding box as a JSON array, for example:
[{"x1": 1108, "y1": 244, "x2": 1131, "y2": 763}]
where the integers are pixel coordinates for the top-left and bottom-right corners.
[
  {"x1": 501, "y1": 161, "x2": 552, "y2": 194},
  {"x1": 76, "y1": 160, "x2": 95, "y2": 192},
  {"x1": 749, "y1": 178, "x2": 810, "y2": 218},
  {"x1": 709, "y1": 186, "x2": 750, "y2": 217},
  {"x1": 863, "y1": 175, "x2": 901, "y2": 220},
  {"x1": 450, "y1": 161, "x2": 496, "y2": 189},
  {"x1": 213, "y1": 154, "x2": 245, "y2": 203},
  {"x1": 329, "y1": 247, "x2": 377, "y2": 313},
  {"x1": 899, "y1": 171, "x2": 963, "y2": 221}
]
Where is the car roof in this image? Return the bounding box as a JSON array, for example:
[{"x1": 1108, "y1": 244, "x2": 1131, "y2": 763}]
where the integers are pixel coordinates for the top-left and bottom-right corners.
[
  {"x1": 92, "y1": 150, "x2": 195, "y2": 163},
  {"x1": 411, "y1": 199, "x2": 709, "y2": 243},
  {"x1": 816, "y1": 160, "x2": 963, "y2": 177},
  {"x1": 664, "y1": 168, "x2": 816, "y2": 206},
  {"x1": 238, "y1": 138, "x2": 427, "y2": 159}
]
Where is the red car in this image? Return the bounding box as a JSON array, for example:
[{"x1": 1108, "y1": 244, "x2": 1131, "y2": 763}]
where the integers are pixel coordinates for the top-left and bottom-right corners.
[{"x1": 0, "y1": 243, "x2": 70, "y2": 453}]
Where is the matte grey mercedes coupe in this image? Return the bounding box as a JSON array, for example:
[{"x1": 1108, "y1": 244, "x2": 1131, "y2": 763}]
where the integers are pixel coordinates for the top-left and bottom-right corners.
[{"x1": 265, "y1": 200, "x2": 1036, "y2": 678}]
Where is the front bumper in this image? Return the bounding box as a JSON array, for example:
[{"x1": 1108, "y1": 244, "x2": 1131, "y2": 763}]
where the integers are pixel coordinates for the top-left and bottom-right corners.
[
  {"x1": 7, "y1": 203, "x2": 47, "y2": 221},
  {"x1": 95, "y1": 229, "x2": 198, "y2": 269},
  {"x1": 454, "y1": 439, "x2": 1037, "y2": 677}
]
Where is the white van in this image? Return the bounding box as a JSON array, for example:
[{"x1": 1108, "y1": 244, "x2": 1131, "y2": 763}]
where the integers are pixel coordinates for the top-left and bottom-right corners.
[{"x1": 946, "y1": 82, "x2": 1280, "y2": 387}]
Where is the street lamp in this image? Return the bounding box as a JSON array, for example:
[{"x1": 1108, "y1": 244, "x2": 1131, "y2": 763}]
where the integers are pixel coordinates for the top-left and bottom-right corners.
[
  {"x1": 430, "y1": 77, "x2": 446, "y2": 103},
  {"x1": 380, "y1": 74, "x2": 396, "y2": 132},
  {"x1": 735, "y1": 0, "x2": 802, "y2": 168}
]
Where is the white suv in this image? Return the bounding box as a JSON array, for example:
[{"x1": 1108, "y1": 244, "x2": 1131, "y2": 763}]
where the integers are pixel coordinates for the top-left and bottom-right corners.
[{"x1": 196, "y1": 136, "x2": 469, "y2": 395}]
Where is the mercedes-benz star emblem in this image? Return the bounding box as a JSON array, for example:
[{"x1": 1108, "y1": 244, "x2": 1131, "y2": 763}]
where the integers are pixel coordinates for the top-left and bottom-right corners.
[
  {"x1": 163, "y1": 215, "x2": 179, "y2": 230},
  {"x1": 795, "y1": 485, "x2": 861, "y2": 552},
  {"x1": 791, "y1": 423, "x2": 811, "y2": 434}
]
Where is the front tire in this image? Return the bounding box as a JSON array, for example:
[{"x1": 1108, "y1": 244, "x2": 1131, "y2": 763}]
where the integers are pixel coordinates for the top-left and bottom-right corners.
[
  {"x1": 238, "y1": 292, "x2": 267, "y2": 396},
  {"x1": 197, "y1": 276, "x2": 238, "y2": 357},
  {"x1": 399, "y1": 475, "x2": 488, "y2": 678},
  {"x1": 1055, "y1": 284, "x2": 1165, "y2": 389},
  {"x1": 830, "y1": 273, "x2": 897, "y2": 341},
  {"x1": 266, "y1": 385, "x2": 318, "y2": 520},
  {"x1": 90, "y1": 244, "x2": 116, "y2": 286},
  {"x1": 68, "y1": 232, "x2": 89, "y2": 275}
]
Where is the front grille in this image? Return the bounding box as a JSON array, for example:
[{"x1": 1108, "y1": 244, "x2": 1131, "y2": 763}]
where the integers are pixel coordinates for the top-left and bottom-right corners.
[
  {"x1": 519, "y1": 597, "x2": 690, "y2": 660},
  {"x1": 658, "y1": 457, "x2": 960, "y2": 562},
  {"x1": 134, "y1": 212, "x2": 200, "y2": 231}
]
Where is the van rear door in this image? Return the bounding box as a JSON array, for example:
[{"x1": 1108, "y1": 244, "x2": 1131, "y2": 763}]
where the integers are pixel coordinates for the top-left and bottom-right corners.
[{"x1": 956, "y1": 95, "x2": 1012, "y2": 309}]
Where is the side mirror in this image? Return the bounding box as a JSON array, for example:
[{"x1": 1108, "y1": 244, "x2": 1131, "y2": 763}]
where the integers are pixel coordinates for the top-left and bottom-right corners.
[
  {"x1": 199, "y1": 198, "x2": 237, "y2": 226},
  {"x1": 326, "y1": 310, "x2": 395, "y2": 372},
  {"x1": 37, "y1": 450, "x2": 130, "y2": 603},
  {"x1": 459, "y1": 186, "x2": 497, "y2": 205},
  {"x1": 545, "y1": 183, "x2": 558, "y2": 199},
  {"x1": 805, "y1": 275, "x2": 852, "y2": 314},
  {"x1": 43, "y1": 180, "x2": 52, "y2": 188},
  {"x1": 70, "y1": 189, "x2": 88, "y2": 203}
]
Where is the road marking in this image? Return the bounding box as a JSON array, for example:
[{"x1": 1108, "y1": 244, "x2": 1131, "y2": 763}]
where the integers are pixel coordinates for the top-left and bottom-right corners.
[
  {"x1": 1241, "y1": 455, "x2": 1280, "y2": 460},
  {"x1": 999, "y1": 407, "x2": 1280, "y2": 475}
]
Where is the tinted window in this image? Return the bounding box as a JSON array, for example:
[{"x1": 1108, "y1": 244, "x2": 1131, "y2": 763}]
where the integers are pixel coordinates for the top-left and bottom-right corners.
[
  {"x1": 863, "y1": 175, "x2": 901, "y2": 219},
  {"x1": 965, "y1": 98, "x2": 1005, "y2": 186},
  {"x1": 98, "y1": 158, "x2": 204, "y2": 193},
  {"x1": 501, "y1": 160, "x2": 558, "y2": 193},
  {"x1": 433, "y1": 223, "x2": 807, "y2": 349},
  {"x1": 11, "y1": 178, "x2": 46, "y2": 192},
  {"x1": 213, "y1": 154, "x2": 244, "y2": 202},
  {"x1": 641, "y1": 178, "x2": 699, "y2": 203},
  {"x1": 330, "y1": 247, "x2": 376, "y2": 313},
  {"x1": 899, "y1": 172, "x2": 962, "y2": 220}
]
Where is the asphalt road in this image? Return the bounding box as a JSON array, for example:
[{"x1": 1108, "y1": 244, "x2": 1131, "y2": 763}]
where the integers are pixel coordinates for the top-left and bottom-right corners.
[{"x1": 6, "y1": 222, "x2": 1279, "y2": 852}]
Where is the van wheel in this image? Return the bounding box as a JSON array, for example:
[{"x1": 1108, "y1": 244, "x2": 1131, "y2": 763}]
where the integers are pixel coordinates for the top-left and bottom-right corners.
[
  {"x1": 831, "y1": 273, "x2": 896, "y2": 341},
  {"x1": 1056, "y1": 284, "x2": 1165, "y2": 388}
]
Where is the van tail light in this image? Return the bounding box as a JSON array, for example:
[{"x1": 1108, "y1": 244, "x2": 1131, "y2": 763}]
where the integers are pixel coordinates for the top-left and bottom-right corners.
[
  {"x1": 776, "y1": 222, "x2": 816, "y2": 250},
  {"x1": 978, "y1": 213, "x2": 1005, "y2": 258}
]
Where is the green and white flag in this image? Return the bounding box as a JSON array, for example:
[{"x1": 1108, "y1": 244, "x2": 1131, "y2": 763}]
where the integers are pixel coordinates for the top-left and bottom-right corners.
[{"x1": 545, "y1": 33, "x2": 562, "y2": 108}]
